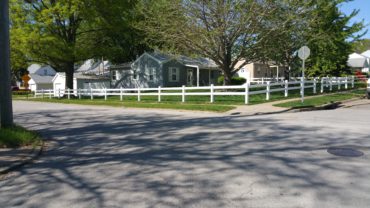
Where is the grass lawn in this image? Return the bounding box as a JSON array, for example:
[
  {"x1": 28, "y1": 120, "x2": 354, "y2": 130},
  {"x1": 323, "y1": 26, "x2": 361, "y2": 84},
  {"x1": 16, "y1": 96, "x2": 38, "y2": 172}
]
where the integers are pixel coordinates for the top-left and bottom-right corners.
[
  {"x1": 274, "y1": 89, "x2": 365, "y2": 109},
  {"x1": 0, "y1": 126, "x2": 41, "y2": 148}
]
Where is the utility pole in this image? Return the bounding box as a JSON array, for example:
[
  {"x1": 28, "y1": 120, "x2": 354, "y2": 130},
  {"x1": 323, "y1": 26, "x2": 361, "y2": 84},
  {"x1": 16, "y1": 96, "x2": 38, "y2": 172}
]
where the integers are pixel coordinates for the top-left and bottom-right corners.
[{"x1": 0, "y1": 0, "x2": 14, "y2": 127}]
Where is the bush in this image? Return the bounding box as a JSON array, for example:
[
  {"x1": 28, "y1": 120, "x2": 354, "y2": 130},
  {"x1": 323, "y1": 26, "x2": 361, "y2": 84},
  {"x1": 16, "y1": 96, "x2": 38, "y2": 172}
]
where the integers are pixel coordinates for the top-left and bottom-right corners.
[
  {"x1": 217, "y1": 76, "x2": 246, "y2": 85},
  {"x1": 12, "y1": 89, "x2": 31, "y2": 95}
]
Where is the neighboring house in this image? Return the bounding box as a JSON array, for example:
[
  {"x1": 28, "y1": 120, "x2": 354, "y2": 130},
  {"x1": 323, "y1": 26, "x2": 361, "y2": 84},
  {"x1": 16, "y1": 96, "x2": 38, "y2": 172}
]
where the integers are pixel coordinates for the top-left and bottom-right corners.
[
  {"x1": 110, "y1": 52, "x2": 221, "y2": 88},
  {"x1": 53, "y1": 72, "x2": 110, "y2": 93},
  {"x1": 28, "y1": 74, "x2": 54, "y2": 91},
  {"x1": 235, "y1": 60, "x2": 286, "y2": 82},
  {"x1": 25, "y1": 64, "x2": 57, "y2": 91},
  {"x1": 347, "y1": 52, "x2": 369, "y2": 73},
  {"x1": 76, "y1": 59, "x2": 111, "y2": 76},
  {"x1": 27, "y1": 64, "x2": 57, "y2": 76}
]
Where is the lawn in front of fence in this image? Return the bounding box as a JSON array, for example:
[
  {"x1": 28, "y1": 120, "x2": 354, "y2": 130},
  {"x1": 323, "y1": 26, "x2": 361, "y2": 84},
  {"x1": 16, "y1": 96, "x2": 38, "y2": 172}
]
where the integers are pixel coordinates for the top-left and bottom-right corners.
[{"x1": 274, "y1": 89, "x2": 365, "y2": 109}]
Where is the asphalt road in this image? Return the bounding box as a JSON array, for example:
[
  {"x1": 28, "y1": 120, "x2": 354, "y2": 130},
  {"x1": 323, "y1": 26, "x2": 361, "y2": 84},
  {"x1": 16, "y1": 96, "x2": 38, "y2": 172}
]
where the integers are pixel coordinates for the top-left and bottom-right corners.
[{"x1": 1, "y1": 100, "x2": 370, "y2": 208}]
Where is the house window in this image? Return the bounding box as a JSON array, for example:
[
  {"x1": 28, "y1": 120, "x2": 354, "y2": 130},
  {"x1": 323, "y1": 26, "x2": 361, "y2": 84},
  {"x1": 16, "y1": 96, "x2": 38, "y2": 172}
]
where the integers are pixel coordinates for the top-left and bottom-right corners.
[
  {"x1": 148, "y1": 67, "x2": 155, "y2": 81},
  {"x1": 112, "y1": 70, "x2": 117, "y2": 80},
  {"x1": 133, "y1": 70, "x2": 138, "y2": 80},
  {"x1": 169, "y1": 67, "x2": 179, "y2": 82}
]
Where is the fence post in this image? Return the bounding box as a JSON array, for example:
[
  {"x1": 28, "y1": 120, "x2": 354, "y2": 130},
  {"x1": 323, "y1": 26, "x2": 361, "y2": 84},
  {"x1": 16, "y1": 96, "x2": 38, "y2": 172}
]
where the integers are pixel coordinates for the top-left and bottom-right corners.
[
  {"x1": 137, "y1": 87, "x2": 141, "y2": 102},
  {"x1": 326, "y1": 76, "x2": 329, "y2": 87},
  {"x1": 42, "y1": 89, "x2": 44, "y2": 99},
  {"x1": 337, "y1": 78, "x2": 341, "y2": 90},
  {"x1": 329, "y1": 78, "x2": 333, "y2": 91},
  {"x1": 266, "y1": 81, "x2": 270, "y2": 100},
  {"x1": 244, "y1": 83, "x2": 249, "y2": 104},
  {"x1": 104, "y1": 88, "x2": 107, "y2": 101},
  {"x1": 313, "y1": 78, "x2": 317, "y2": 94},
  {"x1": 67, "y1": 88, "x2": 70, "y2": 99},
  {"x1": 300, "y1": 77, "x2": 304, "y2": 97},
  {"x1": 210, "y1": 84, "x2": 214, "y2": 103},
  {"x1": 90, "y1": 88, "x2": 93, "y2": 100},
  {"x1": 78, "y1": 89, "x2": 81, "y2": 99},
  {"x1": 158, "y1": 86, "x2": 161, "y2": 102},
  {"x1": 120, "y1": 87, "x2": 123, "y2": 101},
  {"x1": 320, "y1": 78, "x2": 324, "y2": 93},
  {"x1": 345, "y1": 76, "x2": 348, "y2": 89},
  {"x1": 284, "y1": 80, "x2": 288, "y2": 97},
  {"x1": 181, "y1": 85, "x2": 186, "y2": 103},
  {"x1": 58, "y1": 89, "x2": 61, "y2": 98},
  {"x1": 351, "y1": 76, "x2": 355, "y2": 88},
  {"x1": 49, "y1": 89, "x2": 52, "y2": 99}
]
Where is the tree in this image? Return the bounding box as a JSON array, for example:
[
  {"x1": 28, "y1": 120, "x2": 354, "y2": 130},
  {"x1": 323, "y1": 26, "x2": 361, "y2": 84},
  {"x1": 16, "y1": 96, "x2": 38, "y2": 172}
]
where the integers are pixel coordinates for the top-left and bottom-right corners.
[
  {"x1": 305, "y1": 0, "x2": 365, "y2": 77},
  {"x1": 139, "y1": 0, "x2": 283, "y2": 85},
  {"x1": 10, "y1": 0, "x2": 98, "y2": 89},
  {"x1": 0, "y1": 0, "x2": 14, "y2": 127},
  {"x1": 353, "y1": 38, "x2": 370, "y2": 53}
]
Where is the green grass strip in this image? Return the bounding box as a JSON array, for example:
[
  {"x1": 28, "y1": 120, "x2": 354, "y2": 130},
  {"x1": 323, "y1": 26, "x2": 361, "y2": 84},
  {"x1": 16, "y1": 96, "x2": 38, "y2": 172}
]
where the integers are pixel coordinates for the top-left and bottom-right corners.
[
  {"x1": 0, "y1": 126, "x2": 41, "y2": 148},
  {"x1": 274, "y1": 90, "x2": 365, "y2": 109}
]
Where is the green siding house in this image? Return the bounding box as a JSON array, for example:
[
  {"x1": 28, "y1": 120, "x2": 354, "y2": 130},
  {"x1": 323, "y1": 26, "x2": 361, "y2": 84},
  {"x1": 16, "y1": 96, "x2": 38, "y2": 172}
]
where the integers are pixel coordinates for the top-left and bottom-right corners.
[{"x1": 110, "y1": 52, "x2": 221, "y2": 88}]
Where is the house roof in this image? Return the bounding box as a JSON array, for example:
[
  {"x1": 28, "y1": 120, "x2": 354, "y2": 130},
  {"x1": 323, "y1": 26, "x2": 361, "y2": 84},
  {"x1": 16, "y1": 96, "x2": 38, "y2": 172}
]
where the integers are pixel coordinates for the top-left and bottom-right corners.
[
  {"x1": 109, "y1": 62, "x2": 133, "y2": 71},
  {"x1": 29, "y1": 74, "x2": 54, "y2": 84},
  {"x1": 77, "y1": 59, "x2": 111, "y2": 75},
  {"x1": 142, "y1": 52, "x2": 219, "y2": 69},
  {"x1": 347, "y1": 53, "x2": 368, "y2": 68},
  {"x1": 27, "y1": 64, "x2": 42, "y2": 74},
  {"x1": 361, "y1": 50, "x2": 370, "y2": 58}
]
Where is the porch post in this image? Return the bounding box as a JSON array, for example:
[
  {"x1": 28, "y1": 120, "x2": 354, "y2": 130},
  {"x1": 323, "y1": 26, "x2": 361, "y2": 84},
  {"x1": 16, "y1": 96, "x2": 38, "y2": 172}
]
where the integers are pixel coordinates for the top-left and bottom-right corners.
[{"x1": 196, "y1": 66, "x2": 200, "y2": 87}]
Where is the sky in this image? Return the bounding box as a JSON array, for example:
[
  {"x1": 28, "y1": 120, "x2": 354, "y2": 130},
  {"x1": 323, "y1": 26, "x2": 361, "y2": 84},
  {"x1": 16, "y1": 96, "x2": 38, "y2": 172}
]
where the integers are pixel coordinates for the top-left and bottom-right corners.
[{"x1": 339, "y1": 0, "x2": 370, "y2": 39}]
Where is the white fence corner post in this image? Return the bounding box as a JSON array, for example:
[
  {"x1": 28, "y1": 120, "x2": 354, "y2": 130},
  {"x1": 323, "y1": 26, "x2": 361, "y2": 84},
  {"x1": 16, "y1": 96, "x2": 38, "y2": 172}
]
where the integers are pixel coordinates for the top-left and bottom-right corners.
[
  {"x1": 158, "y1": 86, "x2": 161, "y2": 102},
  {"x1": 244, "y1": 83, "x2": 249, "y2": 104},
  {"x1": 266, "y1": 81, "x2": 270, "y2": 101},
  {"x1": 351, "y1": 75, "x2": 355, "y2": 88},
  {"x1": 313, "y1": 78, "x2": 317, "y2": 94},
  {"x1": 284, "y1": 80, "x2": 288, "y2": 97},
  {"x1": 137, "y1": 87, "x2": 141, "y2": 102},
  {"x1": 182, "y1": 85, "x2": 185, "y2": 103},
  {"x1": 329, "y1": 78, "x2": 333, "y2": 91},
  {"x1": 67, "y1": 88, "x2": 70, "y2": 99},
  {"x1": 120, "y1": 87, "x2": 123, "y2": 101},
  {"x1": 210, "y1": 84, "x2": 214, "y2": 103},
  {"x1": 104, "y1": 88, "x2": 107, "y2": 101},
  {"x1": 345, "y1": 76, "x2": 348, "y2": 89}
]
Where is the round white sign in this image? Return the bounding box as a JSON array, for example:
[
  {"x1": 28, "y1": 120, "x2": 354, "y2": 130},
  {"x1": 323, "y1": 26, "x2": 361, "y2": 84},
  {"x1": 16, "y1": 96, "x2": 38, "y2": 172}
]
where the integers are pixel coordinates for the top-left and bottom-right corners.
[{"x1": 298, "y1": 46, "x2": 310, "y2": 60}]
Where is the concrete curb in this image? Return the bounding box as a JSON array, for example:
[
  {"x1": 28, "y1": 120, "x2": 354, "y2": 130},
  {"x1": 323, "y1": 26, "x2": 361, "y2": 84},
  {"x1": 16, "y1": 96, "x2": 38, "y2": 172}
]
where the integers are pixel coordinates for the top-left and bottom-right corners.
[
  {"x1": 0, "y1": 141, "x2": 45, "y2": 175},
  {"x1": 287, "y1": 97, "x2": 365, "y2": 113}
]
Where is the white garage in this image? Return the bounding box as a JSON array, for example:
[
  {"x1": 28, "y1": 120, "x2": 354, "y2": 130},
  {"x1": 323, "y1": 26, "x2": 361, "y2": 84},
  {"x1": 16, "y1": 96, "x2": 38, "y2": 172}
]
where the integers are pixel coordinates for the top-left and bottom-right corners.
[{"x1": 28, "y1": 74, "x2": 54, "y2": 92}]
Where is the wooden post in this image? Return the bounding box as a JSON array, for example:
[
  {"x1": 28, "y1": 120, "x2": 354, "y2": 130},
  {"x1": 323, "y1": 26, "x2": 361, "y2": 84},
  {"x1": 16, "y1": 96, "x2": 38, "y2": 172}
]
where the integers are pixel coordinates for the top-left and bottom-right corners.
[
  {"x1": 266, "y1": 81, "x2": 270, "y2": 100},
  {"x1": 210, "y1": 84, "x2": 214, "y2": 103},
  {"x1": 58, "y1": 89, "x2": 61, "y2": 98},
  {"x1": 78, "y1": 89, "x2": 81, "y2": 99},
  {"x1": 313, "y1": 78, "x2": 317, "y2": 94},
  {"x1": 49, "y1": 89, "x2": 52, "y2": 99},
  {"x1": 329, "y1": 78, "x2": 332, "y2": 91},
  {"x1": 244, "y1": 83, "x2": 249, "y2": 104},
  {"x1": 284, "y1": 80, "x2": 288, "y2": 97},
  {"x1": 345, "y1": 76, "x2": 348, "y2": 89},
  {"x1": 351, "y1": 76, "x2": 355, "y2": 88},
  {"x1": 321, "y1": 78, "x2": 324, "y2": 93},
  {"x1": 90, "y1": 88, "x2": 93, "y2": 100},
  {"x1": 338, "y1": 78, "x2": 341, "y2": 90},
  {"x1": 182, "y1": 85, "x2": 185, "y2": 103},
  {"x1": 158, "y1": 86, "x2": 161, "y2": 102},
  {"x1": 67, "y1": 88, "x2": 70, "y2": 99},
  {"x1": 104, "y1": 88, "x2": 107, "y2": 100},
  {"x1": 120, "y1": 87, "x2": 123, "y2": 101},
  {"x1": 42, "y1": 89, "x2": 44, "y2": 99},
  {"x1": 137, "y1": 87, "x2": 141, "y2": 102}
]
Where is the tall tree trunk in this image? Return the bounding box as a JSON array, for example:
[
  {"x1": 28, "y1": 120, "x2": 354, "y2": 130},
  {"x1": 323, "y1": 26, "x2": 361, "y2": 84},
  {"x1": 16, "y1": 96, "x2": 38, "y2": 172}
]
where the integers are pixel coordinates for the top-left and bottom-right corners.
[
  {"x1": 0, "y1": 0, "x2": 13, "y2": 127},
  {"x1": 64, "y1": 62, "x2": 75, "y2": 90},
  {"x1": 223, "y1": 66, "x2": 232, "y2": 85}
]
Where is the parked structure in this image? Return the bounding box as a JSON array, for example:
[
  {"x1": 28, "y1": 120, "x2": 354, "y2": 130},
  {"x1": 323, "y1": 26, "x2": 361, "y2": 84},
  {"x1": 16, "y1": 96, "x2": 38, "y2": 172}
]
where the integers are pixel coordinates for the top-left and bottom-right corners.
[
  {"x1": 110, "y1": 52, "x2": 221, "y2": 88},
  {"x1": 25, "y1": 64, "x2": 57, "y2": 91},
  {"x1": 52, "y1": 72, "x2": 110, "y2": 96},
  {"x1": 347, "y1": 52, "x2": 370, "y2": 72},
  {"x1": 235, "y1": 60, "x2": 286, "y2": 82}
]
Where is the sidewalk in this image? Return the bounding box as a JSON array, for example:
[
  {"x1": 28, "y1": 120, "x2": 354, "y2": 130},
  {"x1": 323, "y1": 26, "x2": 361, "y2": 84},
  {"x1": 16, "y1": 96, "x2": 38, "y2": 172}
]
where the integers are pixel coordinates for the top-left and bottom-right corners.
[{"x1": 0, "y1": 144, "x2": 43, "y2": 175}]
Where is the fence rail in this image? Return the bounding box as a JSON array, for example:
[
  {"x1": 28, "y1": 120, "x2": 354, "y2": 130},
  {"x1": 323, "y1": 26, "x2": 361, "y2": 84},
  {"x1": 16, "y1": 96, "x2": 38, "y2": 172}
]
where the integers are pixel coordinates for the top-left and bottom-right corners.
[{"x1": 35, "y1": 76, "x2": 355, "y2": 104}]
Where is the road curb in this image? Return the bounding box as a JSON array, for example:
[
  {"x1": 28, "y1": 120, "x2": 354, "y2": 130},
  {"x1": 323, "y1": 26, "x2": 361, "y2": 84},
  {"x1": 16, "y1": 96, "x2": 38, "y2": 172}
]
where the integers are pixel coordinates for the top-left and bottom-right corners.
[
  {"x1": 287, "y1": 97, "x2": 365, "y2": 113},
  {"x1": 0, "y1": 141, "x2": 45, "y2": 175}
]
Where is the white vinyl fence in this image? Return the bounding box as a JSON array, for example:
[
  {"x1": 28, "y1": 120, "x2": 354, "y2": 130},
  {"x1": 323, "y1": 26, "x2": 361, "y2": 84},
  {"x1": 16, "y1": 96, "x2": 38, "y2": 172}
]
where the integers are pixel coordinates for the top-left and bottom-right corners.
[{"x1": 35, "y1": 76, "x2": 355, "y2": 104}]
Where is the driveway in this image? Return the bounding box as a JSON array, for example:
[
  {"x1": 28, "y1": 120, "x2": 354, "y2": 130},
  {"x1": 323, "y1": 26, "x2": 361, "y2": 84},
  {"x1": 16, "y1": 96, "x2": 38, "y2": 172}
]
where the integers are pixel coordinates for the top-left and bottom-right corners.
[{"x1": 1, "y1": 100, "x2": 370, "y2": 208}]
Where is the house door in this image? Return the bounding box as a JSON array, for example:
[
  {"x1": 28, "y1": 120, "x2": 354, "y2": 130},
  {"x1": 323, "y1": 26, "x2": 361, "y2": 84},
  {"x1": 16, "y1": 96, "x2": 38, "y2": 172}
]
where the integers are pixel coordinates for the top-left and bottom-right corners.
[{"x1": 187, "y1": 69, "x2": 194, "y2": 86}]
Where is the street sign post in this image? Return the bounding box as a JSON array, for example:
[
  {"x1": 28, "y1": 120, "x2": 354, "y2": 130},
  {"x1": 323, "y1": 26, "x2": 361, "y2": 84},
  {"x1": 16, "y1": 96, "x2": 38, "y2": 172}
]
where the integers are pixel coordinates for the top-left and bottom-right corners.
[{"x1": 298, "y1": 46, "x2": 310, "y2": 103}]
